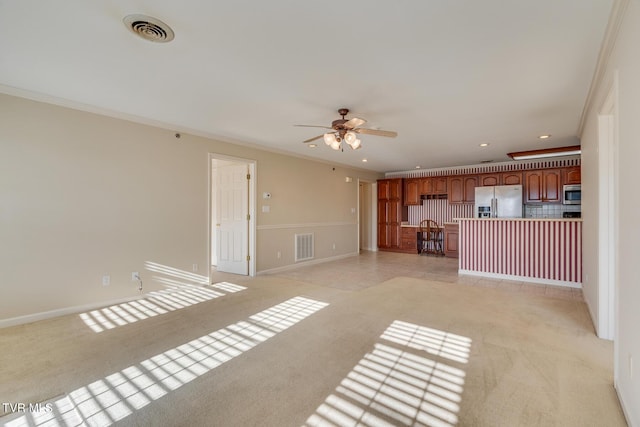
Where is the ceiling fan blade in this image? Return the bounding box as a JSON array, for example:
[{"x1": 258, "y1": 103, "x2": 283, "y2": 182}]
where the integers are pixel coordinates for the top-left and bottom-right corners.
[
  {"x1": 355, "y1": 128, "x2": 398, "y2": 138},
  {"x1": 344, "y1": 117, "x2": 366, "y2": 129},
  {"x1": 294, "y1": 124, "x2": 333, "y2": 130},
  {"x1": 303, "y1": 134, "x2": 325, "y2": 143}
]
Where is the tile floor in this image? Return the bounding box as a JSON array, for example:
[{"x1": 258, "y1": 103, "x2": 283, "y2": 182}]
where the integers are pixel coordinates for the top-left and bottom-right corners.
[{"x1": 213, "y1": 250, "x2": 583, "y2": 301}]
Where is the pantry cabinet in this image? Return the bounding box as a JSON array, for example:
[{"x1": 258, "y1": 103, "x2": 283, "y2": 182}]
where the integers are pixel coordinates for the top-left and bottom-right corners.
[{"x1": 378, "y1": 178, "x2": 404, "y2": 250}]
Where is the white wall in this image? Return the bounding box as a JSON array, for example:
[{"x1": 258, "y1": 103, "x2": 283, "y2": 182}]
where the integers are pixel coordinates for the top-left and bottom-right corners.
[
  {"x1": 0, "y1": 93, "x2": 381, "y2": 322},
  {"x1": 580, "y1": 0, "x2": 640, "y2": 423}
]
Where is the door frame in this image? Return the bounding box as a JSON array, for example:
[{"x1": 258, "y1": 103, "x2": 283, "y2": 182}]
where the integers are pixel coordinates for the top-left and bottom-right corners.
[
  {"x1": 597, "y1": 77, "x2": 618, "y2": 344},
  {"x1": 357, "y1": 179, "x2": 377, "y2": 252},
  {"x1": 209, "y1": 153, "x2": 256, "y2": 277}
]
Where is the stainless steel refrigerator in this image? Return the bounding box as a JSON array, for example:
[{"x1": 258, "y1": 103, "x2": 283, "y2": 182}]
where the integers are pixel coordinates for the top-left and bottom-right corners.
[{"x1": 474, "y1": 185, "x2": 523, "y2": 218}]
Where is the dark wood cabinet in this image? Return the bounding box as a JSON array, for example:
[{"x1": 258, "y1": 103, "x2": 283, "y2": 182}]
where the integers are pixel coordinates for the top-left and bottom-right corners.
[
  {"x1": 525, "y1": 169, "x2": 561, "y2": 203},
  {"x1": 403, "y1": 176, "x2": 448, "y2": 206},
  {"x1": 478, "y1": 173, "x2": 501, "y2": 187},
  {"x1": 420, "y1": 178, "x2": 432, "y2": 195},
  {"x1": 400, "y1": 227, "x2": 419, "y2": 253},
  {"x1": 418, "y1": 177, "x2": 447, "y2": 196},
  {"x1": 403, "y1": 178, "x2": 421, "y2": 205},
  {"x1": 431, "y1": 177, "x2": 447, "y2": 194},
  {"x1": 444, "y1": 223, "x2": 459, "y2": 258},
  {"x1": 563, "y1": 167, "x2": 581, "y2": 185},
  {"x1": 479, "y1": 172, "x2": 522, "y2": 186},
  {"x1": 502, "y1": 172, "x2": 523, "y2": 185},
  {"x1": 448, "y1": 175, "x2": 478, "y2": 204},
  {"x1": 377, "y1": 178, "x2": 404, "y2": 250}
]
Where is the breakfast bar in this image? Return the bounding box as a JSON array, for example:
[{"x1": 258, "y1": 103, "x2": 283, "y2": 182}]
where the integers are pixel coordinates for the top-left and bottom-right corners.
[{"x1": 456, "y1": 218, "x2": 583, "y2": 288}]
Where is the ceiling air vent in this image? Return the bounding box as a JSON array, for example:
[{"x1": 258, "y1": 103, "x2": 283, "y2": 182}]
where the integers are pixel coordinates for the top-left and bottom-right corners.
[{"x1": 123, "y1": 14, "x2": 174, "y2": 43}]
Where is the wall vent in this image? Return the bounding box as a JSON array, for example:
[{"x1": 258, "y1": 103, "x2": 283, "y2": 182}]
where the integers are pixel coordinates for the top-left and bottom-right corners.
[{"x1": 295, "y1": 233, "x2": 314, "y2": 262}]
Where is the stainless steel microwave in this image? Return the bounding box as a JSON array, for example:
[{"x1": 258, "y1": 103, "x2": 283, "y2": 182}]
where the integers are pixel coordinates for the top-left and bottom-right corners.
[{"x1": 563, "y1": 184, "x2": 581, "y2": 205}]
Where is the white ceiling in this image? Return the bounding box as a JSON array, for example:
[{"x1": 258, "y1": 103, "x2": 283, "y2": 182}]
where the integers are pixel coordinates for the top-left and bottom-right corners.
[{"x1": 0, "y1": 1, "x2": 613, "y2": 173}]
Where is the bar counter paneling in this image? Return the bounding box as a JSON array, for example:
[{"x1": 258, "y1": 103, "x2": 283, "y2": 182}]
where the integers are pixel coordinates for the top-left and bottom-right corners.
[{"x1": 456, "y1": 218, "x2": 582, "y2": 288}]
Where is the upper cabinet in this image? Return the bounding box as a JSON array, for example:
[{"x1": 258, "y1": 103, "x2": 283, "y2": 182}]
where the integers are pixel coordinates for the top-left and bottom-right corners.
[
  {"x1": 502, "y1": 172, "x2": 523, "y2": 185},
  {"x1": 448, "y1": 175, "x2": 478, "y2": 204},
  {"x1": 477, "y1": 172, "x2": 522, "y2": 186},
  {"x1": 431, "y1": 177, "x2": 448, "y2": 195},
  {"x1": 403, "y1": 178, "x2": 421, "y2": 206},
  {"x1": 389, "y1": 166, "x2": 575, "y2": 209},
  {"x1": 563, "y1": 167, "x2": 581, "y2": 184},
  {"x1": 478, "y1": 174, "x2": 500, "y2": 187},
  {"x1": 524, "y1": 169, "x2": 561, "y2": 203},
  {"x1": 420, "y1": 177, "x2": 447, "y2": 196},
  {"x1": 404, "y1": 177, "x2": 447, "y2": 205},
  {"x1": 379, "y1": 178, "x2": 402, "y2": 201}
]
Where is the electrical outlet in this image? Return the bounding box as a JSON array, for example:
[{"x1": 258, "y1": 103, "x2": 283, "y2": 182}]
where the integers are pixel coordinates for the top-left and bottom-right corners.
[
  {"x1": 131, "y1": 272, "x2": 139, "y2": 281},
  {"x1": 192, "y1": 263, "x2": 198, "y2": 272},
  {"x1": 102, "y1": 275, "x2": 110, "y2": 286},
  {"x1": 277, "y1": 251, "x2": 281, "y2": 259},
  {"x1": 332, "y1": 243, "x2": 336, "y2": 250}
]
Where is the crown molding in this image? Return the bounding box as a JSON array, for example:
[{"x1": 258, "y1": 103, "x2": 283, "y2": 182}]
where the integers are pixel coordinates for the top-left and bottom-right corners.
[{"x1": 577, "y1": 0, "x2": 630, "y2": 136}]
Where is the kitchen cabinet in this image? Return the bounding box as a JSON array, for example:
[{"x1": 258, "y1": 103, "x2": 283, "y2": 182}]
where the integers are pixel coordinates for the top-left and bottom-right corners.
[
  {"x1": 478, "y1": 174, "x2": 501, "y2": 187},
  {"x1": 403, "y1": 178, "x2": 421, "y2": 206},
  {"x1": 444, "y1": 223, "x2": 459, "y2": 258},
  {"x1": 563, "y1": 167, "x2": 581, "y2": 185},
  {"x1": 525, "y1": 169, "x2": 561, "y2": 203},
  {"x1": 378, "y1": 178, "x2": 402, "y2": 200},
  {"x1": 400, "y1": 227, "x2": 419, "y2": 253},
  {"x1": 502, "y1": 172, "x2": 523, "y2": 185},
  {"x1": 431, "y1": 177, "x2": 447, "y2": 195},
  {"x1": 377, "y1": 178, "x2": 404, "y2": 250},
  {"x1": 419, "y1": 177, "x2": 447, "y2": 197},
  {"x1": 448, "y1": 175, "x2": 478, "y2": 204},
  {"x1": 404, "y1": 177, "x2": 448, "y2": 206}
]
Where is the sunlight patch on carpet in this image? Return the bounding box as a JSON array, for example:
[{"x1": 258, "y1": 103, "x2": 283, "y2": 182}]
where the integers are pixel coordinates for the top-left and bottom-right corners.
[
  {"x1": 381, "y1": 320, "x2": 472, "y2": 364},
  {"x1": 305, "y1": 321, "x2": 471, "y2": 427},
  {"x1": 5, "y1": 296, "x2": 327, "y2": 427},
  {"x1": 79, "y1": 281, "x2": 246, "y2": 333}
]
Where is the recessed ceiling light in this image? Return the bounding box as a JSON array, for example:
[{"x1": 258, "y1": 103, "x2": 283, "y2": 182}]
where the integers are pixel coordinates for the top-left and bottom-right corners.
[
  {"x1": 538, "y1": 134, "x2": 551, "y2": 139},
  {"x1": 308, "y1": 144, "x2": 317, "y2": 148},
  {"x1": 415, "y1": 166, "x2": 421, "y2": 169},
  {"x1": 362, "y1": 159, "x2": 368, "y2": 162},
  {"x1": 479, "y1": 143, "x2": 490, "y2": 147}
]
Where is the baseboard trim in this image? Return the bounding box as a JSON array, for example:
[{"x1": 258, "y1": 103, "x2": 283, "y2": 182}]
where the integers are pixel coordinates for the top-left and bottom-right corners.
[
  {"x1": 615, "y1": 383, "x2": 636, "y2": 427},
  {"x1": 0, "y1": 294, "x2": 144, "y2": 329},
  {"x1": 458, "y1": 270, "x2": 582, "y2": 288},
  {"x1": 258, "y1": 252, "x2": 359, "y2": 275}
]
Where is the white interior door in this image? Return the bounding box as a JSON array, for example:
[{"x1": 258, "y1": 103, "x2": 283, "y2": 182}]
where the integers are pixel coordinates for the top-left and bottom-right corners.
[{"x1": 216, "y1": 163, "x2": 249, "y2": 275}]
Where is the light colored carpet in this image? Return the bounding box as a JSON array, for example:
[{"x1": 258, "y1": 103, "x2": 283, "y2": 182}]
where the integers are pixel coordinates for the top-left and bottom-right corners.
[{"x1": 1, "y1": 272, "x2": 626, "y2": 426}]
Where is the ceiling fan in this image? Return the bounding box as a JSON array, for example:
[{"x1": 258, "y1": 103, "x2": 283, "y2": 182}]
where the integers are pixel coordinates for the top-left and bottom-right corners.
[{"x1": 295, "y1": 108, "x2": 397, "y2": 151}]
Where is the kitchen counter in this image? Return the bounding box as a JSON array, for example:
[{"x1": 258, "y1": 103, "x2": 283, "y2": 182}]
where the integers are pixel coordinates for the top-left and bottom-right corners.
[
  {"x1": 401, "y1": 221, "x2": 460, "y2": 227},
  {"x1": 454, "y1": 217, "x2": 582, "y2": 222},
  {"x1": 456, "y1": 217, "x2": 582, "y2": 287}
]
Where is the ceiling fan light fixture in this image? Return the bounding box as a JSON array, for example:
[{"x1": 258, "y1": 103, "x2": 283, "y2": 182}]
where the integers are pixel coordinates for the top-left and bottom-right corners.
[
  {"x1": 324, "y1": 133, "x2": 337, "y2": 146},
  {"x1": 344, "y1": 131, "x2": 357, "y2": 144},
  {"x1": 298, "y1": 108, "x2": 396, "y2": 153},
  {"x1": 348, "y1": 138, "x2": 362, "y2": 150}
]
